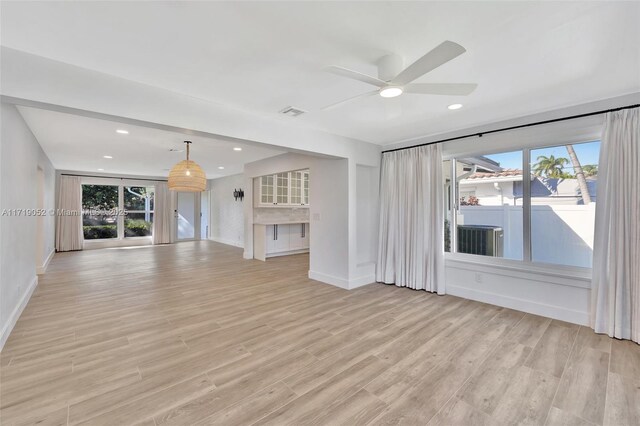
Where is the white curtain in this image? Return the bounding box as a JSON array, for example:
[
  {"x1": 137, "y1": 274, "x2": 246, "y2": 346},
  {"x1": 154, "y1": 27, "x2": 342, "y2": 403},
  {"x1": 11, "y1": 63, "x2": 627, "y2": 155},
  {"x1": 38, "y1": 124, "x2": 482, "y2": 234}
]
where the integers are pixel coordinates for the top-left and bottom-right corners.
[
  {"x1": 152, "y1": 182, "x2": 173, "y2": 244},
  {"x1": 55, "y1": 176, "x2": 83, "y2": 252},
  {"x1": 376, "y1": 144, "x2": 445, "y2": 294},
  {"x1": 591, "y1": 108, "x2": 639, "y2": 343}
]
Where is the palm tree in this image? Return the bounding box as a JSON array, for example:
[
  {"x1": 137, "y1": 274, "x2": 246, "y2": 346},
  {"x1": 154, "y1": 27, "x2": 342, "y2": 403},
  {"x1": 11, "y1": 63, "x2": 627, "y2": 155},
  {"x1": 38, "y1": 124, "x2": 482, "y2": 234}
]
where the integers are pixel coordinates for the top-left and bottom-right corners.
[
  {"x1": 533, "y1": 155, "x2": 569, "y2": 178},
  {"x1": 565, "y1": 144, "x2": 592, "y2": 204}
]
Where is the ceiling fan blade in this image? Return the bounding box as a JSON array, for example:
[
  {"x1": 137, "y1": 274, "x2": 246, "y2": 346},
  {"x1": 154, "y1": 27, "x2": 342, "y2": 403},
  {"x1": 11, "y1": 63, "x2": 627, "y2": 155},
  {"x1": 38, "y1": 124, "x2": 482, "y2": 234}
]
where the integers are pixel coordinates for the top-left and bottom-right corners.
[
  {"x1": 404, "y1": 83, "x2": 477, "y2": 96},
  {"x1": 391, "y1": 41, "x2": 467, "y2": 86},
  {"x1": 324, "y1": 66, "x2": 387, "y2": 88},
  {"x1": 321, "y1": 90, "x2": 378, "y2": 111}
]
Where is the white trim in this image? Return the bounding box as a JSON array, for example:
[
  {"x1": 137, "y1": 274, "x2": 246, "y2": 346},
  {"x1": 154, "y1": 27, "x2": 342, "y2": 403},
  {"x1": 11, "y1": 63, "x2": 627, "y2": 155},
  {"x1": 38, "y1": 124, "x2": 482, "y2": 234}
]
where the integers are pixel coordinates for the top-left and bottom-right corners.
[
  {"x1": 0, "y1": 276, "x2": 38, "y2": 351},
  {"x1": 445, "y1": 255, "x2": 591, "y2": 288},
  {"x1": 447, "y1": 284, "x2": 589, "y2": 326},
  {"x1": 308, "y1": 270, "x2": 375, "y2": 290},
  {"x1": 309, "y1": 270, "x2": 349, "y2": 289},
  {"x1": 36, "y1": 249, "x2": 55, "y2": 274},
  {"x1": 348, "y1": 274, "x2": 376, "y2": 289},
  {"x1": 266, "y1": 249, "x2": 309, "y2": 258},
  {"x1": 209, "y1": 236, "x2": 244, "y2": 248}
]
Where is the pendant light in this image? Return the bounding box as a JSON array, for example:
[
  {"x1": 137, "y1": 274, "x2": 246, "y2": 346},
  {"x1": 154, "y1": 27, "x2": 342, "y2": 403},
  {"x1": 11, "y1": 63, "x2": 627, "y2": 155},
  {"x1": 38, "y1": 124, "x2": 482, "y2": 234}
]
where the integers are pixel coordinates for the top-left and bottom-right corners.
[{"x1": 168, "y1": 141, "x2": 206, "y2": 192}]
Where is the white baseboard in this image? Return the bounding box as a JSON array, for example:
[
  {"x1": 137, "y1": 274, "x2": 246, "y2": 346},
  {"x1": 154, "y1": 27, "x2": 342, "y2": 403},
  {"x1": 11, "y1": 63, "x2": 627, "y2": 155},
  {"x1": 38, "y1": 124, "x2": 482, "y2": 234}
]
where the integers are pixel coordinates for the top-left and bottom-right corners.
[
  {"x1": 36, "y1": 249, "x2": 55, "y2": 274},
  {"x1": 209, "y1": 237, "x2": 244, "y2": 249},
  {"x1": 348, "y1": 274, "x2": 376, "y2": 289},
  {"x1": 0, "y1": 275, "x2": 38, "y2": 351},
  {"x1": 447, "y1": 284, "x2": 589, "y2": 326},
  {"x1": 308, "y1": 270, "x2": 375, "y2": 290},
  {"x1": 266, "y1": 249, "x2": 309, "y2": 258}
]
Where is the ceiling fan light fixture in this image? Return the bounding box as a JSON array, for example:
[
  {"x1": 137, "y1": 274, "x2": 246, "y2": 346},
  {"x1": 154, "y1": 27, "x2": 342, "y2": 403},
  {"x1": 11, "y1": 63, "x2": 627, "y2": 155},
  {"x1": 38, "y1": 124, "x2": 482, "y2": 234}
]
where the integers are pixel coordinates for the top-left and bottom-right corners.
[
  {"x1": 379, "y1": 86, "x2": 403, "y2": 98},
  {"x1": 168, "y1": 141, "x2": 206, "y2": 192}
]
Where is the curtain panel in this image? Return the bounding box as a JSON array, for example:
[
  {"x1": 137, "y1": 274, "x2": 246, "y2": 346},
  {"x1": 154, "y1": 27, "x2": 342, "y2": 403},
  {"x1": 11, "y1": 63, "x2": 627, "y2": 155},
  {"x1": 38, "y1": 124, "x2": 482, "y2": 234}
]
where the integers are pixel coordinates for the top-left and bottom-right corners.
[
  {"x1": 152, "y1": 182, "x2": 173, "y2": 245},
  {"x1": 591, "y1": 108, "x2": 639, "y2": 343},
  {"x1": 55, "y1": 176, "x2": 83, "y2": 252},
  {"x1": 376, "y1": 144, "x2": 445, "y2": 294}
]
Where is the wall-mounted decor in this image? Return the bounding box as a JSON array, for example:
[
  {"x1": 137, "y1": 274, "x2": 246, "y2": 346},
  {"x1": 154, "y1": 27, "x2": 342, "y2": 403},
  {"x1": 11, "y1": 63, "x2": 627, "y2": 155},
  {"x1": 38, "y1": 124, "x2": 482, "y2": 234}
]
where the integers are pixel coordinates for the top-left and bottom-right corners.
[{"x1": 233, "y1": 188, "x2": 244, "y2": 201}]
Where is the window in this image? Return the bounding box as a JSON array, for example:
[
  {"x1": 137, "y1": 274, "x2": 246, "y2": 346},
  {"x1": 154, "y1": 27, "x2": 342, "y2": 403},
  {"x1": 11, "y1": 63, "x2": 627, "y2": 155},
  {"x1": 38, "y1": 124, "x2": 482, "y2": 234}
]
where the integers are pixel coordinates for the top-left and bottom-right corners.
[
  {"x1": 82, "y1": 185, "x2": 119, "y2": 239},
  {"x1": 445, "y1": 140, "x2": 599, "y2": 268},
  {"x1": 452, "y1": 151, "x2": 523, "y2": 261},
  {"x1": 82, "y1": 182, "x2": 155, "y2": 241},
  {"x1": 124, "y1": 186, "x2": 155, "y2": 237},
  {"x1": 529, "y1": 141, "x2": 599, "y2": 267}
]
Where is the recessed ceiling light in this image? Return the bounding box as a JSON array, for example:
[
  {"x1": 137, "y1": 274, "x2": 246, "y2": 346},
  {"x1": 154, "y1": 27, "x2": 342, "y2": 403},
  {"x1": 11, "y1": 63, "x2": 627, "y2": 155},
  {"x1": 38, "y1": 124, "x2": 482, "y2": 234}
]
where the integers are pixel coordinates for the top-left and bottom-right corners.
[
  {"x1": 97, "y1": 168, "x2": 104, "y2": 171},
  {"x1": 233, "y1": 147, "x2": 242, "y2": 151},
  {"x1": 218, "y1": 166, "x2": 225, "y2": 170},
  {"x1": 103, "y1": 155, "x2": 113, "y2": 159},
  {"x1": 448, "y1": 103, "x2": 463, "y2": 110},
  {"x1": 116, "y1": 129, "x2": 129, "y2": 134},
  {"x1": 379, "y1": 87, "x2": 403, "y2": 98}
]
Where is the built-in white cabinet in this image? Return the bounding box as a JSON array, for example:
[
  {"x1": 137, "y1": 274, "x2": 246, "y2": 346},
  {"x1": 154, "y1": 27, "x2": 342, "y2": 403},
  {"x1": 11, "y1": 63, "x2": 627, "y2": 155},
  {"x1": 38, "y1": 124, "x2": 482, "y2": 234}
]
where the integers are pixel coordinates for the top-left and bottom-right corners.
[
  {"x1": 254, "y1": 223, "x2": 310, "y2": 261},
  {"x1": 260, "y1": 170, "x2": 309, "y2": 206}
]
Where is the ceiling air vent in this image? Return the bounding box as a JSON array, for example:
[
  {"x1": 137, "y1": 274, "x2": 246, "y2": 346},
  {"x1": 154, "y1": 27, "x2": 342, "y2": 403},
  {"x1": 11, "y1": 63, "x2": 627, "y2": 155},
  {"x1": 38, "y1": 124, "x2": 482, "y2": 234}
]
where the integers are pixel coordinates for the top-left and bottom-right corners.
[{"x1": 279, "y1": 106, "x2": 306, "y2": 117}]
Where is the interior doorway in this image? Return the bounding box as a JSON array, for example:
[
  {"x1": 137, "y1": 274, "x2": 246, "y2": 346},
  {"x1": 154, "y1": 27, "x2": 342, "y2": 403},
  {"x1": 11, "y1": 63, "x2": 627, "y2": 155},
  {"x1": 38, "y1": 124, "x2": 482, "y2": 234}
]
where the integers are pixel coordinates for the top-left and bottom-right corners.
[
  {"x1": 176, "y1": 192, "x2": 199, "y2": 241},
  {"x1": 35, "y1": 166, "x2": 45, "y2": 270},
  {"x1": 200, "y1": 190, "x2": 210, "y2": 240}
]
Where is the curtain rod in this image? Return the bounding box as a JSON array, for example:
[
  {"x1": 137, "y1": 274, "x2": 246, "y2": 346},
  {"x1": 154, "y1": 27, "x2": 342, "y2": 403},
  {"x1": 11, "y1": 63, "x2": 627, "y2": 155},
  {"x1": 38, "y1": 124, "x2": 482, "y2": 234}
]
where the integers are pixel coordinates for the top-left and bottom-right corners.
[
  {"x1": 382, "y1": 103, "x2": 640, "y2": 154},
  {"x1": 61, "y1": 173, "x2": 167, "y2": 182}
]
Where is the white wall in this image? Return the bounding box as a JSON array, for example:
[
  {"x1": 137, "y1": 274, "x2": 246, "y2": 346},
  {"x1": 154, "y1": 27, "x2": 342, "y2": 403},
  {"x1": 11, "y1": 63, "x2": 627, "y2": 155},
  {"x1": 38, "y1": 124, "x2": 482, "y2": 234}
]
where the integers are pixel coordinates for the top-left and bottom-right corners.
[
  {"x1": 208, "y1": 173, "x2": 245, "y2": 247},
  {"x1": 356, "y1": 164, "x2": 379, "y2": 266},
  {"x1": 244, "y1": 153, "x2": 364, "y2": 289},
  {"x1": 1, "y1": 103, "x2": 56, "y2": 350}
]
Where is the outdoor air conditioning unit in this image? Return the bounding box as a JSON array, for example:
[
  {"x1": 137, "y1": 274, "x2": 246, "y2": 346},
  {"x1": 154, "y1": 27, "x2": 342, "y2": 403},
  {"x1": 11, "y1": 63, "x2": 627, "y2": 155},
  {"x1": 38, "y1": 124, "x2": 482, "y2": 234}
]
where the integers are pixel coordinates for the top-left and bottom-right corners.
[{"x1": 457, "y1": 225, "x2": 504, "y2": 257}]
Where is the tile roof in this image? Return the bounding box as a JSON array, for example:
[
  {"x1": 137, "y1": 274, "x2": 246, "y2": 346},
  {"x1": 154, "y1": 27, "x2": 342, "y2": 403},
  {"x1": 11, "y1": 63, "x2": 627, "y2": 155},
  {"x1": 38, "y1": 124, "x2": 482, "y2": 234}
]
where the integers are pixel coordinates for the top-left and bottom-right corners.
[{"x1": 467, "y1": 169, "x2": 523, "y2": 179}]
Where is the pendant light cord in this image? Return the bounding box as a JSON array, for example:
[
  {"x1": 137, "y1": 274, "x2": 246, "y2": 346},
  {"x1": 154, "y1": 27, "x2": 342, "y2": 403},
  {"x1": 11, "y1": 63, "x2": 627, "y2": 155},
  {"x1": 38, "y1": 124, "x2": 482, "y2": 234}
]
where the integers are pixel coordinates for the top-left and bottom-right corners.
[{"x1": 185, "y1": 141, "x2": 191, "y2": 162}]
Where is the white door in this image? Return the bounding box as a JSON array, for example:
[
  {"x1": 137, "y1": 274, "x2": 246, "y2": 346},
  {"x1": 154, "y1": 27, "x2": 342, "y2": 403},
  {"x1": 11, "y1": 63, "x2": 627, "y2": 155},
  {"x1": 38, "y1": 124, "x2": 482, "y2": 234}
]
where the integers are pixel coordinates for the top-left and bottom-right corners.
[
  {"x1": 266, "y1": 225, "x2": 276, "y2": 253},
  {"x1": 289, "y1": 223, "x2": 304, "y2": 250},
  {"x1": 176, "y1": 192, "x2": 199, "y2": 240},
  {"x1": 301, "y1": 223, "x2": 310, "y2": 249},
  {"x1": 200, "y1": 190, "x2": 210, "y2": 240},
  {"x1": 274, "y1": 224, "x2": 290, "y2": 252}
]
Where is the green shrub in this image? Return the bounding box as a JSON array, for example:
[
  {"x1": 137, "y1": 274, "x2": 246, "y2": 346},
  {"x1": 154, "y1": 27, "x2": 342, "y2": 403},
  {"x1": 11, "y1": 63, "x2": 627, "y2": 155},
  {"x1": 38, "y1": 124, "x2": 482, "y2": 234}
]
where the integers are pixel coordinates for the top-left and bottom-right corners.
[
  {"x1": 83, "y1": 225, "x2": 117, "y2": 239},
  {"x1": 124, "y1": 219, "x2": 152, "y2": 237}
]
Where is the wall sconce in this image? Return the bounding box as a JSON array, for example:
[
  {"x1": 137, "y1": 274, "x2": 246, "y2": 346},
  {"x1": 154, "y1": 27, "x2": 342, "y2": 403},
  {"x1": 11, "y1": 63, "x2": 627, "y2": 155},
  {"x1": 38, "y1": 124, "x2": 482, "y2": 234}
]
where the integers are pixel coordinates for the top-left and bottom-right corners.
[{"x1": 233, "y1": 188, "x2": 244, "y2": 201}]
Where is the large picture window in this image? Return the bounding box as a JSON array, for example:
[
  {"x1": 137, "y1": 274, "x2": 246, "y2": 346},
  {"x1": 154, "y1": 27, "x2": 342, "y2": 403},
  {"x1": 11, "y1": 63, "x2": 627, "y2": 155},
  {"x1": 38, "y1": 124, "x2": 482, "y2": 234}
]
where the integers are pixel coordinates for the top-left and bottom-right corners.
[
  {"x1": 82, "y1": 185, "x2": 119, "y2": 239},
  {"x1": 124, "y1": 186, "x2": 154, "y2": 237},
  {"x1": 81, "y1": 182, "x2": 155, "y2": 241},
  {"x1": 445, "y1": 140, "x2": 599, "y2": 269}
]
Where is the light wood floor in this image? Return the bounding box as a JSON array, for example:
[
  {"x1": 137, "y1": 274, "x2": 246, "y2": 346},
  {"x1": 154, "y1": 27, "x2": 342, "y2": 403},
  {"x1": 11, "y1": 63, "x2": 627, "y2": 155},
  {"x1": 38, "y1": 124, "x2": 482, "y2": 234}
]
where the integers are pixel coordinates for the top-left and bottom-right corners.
[{"x1": 1, "y1": 241, "x2": 638, "y2": 426}]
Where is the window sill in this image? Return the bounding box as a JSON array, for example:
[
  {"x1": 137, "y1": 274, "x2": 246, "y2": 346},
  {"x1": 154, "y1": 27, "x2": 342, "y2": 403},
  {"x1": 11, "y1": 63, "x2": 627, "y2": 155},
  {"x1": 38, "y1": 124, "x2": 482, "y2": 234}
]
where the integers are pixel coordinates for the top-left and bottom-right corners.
[{"x1": 444, "y1": 253, "x2": 591, "y2": 289}]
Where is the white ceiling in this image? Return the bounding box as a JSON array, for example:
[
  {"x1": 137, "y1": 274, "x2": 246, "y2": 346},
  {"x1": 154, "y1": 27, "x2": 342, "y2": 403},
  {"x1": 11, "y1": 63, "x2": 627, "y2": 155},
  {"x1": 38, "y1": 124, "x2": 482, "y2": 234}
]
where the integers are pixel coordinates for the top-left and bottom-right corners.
[
  {"x1": 17, "y1": 106, "x2": 285, "y2": 178},
  {"x1": 2, "y1": 2, "x2": 639, "y2": 145}
]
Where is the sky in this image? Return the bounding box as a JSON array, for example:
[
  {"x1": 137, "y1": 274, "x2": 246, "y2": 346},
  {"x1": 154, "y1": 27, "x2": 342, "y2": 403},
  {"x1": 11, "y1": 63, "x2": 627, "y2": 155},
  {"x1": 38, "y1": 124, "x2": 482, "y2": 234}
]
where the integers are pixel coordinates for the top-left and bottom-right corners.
[{"x1": 485, "y1": 140, "x2": 601, "y2": 171}]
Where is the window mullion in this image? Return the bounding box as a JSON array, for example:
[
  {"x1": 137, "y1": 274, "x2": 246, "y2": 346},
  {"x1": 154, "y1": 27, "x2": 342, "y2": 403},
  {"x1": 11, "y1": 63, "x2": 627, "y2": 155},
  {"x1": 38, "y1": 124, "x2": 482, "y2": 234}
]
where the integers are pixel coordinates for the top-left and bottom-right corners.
[
  {"x1": 450, "y1": 159, "x2": 458, "y2": 254},
  {"x1": 118, "y1": 185, "x2": 125, "y2": 240},
  {"x1": 522, "y1": 148, "x2": 532, "y2": 262}
]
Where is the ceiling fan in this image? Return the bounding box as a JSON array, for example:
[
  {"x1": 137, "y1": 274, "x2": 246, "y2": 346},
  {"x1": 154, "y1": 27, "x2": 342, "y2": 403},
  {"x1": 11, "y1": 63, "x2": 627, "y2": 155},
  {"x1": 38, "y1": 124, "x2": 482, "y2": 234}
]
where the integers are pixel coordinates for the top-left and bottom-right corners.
[{"x1": 323, "y1": 41, "x2": 477, "y2": 110}]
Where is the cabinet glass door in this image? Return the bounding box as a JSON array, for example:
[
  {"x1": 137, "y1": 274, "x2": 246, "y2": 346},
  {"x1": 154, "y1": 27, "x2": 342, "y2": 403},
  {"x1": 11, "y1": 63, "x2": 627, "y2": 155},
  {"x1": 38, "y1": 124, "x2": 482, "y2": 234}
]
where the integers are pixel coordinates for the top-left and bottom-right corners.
[
  {"x1": 261, "y1": 175, "x2": 274, "y2": 204},
  {"x1": 302, "y1": 171, "x2": 310, "y2": 205},
  {"x1": 276, "y1": 173, "x2": 289, "y2": 204},
  {"x1": 290, "y1": 171, "x2": 302, "y2": 205}
]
